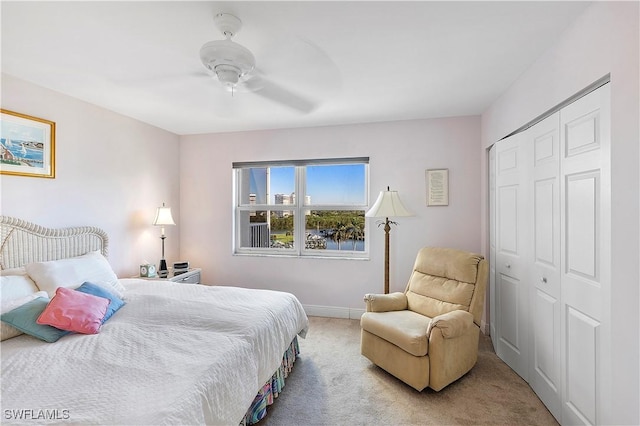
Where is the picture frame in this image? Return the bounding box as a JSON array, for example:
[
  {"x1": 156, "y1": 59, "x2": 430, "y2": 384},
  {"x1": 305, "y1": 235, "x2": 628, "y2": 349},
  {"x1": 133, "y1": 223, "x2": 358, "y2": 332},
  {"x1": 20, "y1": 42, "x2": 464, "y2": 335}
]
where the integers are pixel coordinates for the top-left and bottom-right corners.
[
  {"x1": 426, "y1": 168, "x2": 449, "y2": 206},
  {"x1": 0, "y1": 109, "x2": 55, "y2": 178}
]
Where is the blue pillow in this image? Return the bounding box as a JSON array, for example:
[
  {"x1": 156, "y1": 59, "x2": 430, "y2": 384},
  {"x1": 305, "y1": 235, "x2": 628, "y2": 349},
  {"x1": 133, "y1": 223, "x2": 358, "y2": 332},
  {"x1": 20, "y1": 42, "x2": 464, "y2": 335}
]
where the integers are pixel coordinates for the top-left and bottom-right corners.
[
  {"x1": 75, "y1": 282, "x2": 125, "y2": 322},
  {"x1": 0, "y1": 297, "x2": 70, "y2": 343}
]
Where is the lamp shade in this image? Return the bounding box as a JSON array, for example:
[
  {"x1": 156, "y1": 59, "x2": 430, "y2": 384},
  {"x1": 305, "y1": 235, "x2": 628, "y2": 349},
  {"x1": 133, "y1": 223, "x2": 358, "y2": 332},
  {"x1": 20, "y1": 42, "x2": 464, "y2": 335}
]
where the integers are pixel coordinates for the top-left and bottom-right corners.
[
  {"x1": 152, "y1": 203, "x2": 176, "y2": 226},
  {"x1": 366, "y1": 188, "x2": 413, "y2": 218}
]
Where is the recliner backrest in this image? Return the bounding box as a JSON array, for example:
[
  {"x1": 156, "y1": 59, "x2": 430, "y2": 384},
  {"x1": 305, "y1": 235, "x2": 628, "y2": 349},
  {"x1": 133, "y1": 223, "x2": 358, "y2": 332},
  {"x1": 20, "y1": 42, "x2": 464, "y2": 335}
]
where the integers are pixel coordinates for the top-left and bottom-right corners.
[{"x1": 404, "y1": 247, "x2": 487, "y2": 326}]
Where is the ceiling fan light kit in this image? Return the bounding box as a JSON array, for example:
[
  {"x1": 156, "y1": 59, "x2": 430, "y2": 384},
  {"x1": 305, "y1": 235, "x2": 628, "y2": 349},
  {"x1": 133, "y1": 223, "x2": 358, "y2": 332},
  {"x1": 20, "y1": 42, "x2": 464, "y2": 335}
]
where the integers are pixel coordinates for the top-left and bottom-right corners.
[{"x1": 200, "y1": 13, "x2": 255, "y2": 91}]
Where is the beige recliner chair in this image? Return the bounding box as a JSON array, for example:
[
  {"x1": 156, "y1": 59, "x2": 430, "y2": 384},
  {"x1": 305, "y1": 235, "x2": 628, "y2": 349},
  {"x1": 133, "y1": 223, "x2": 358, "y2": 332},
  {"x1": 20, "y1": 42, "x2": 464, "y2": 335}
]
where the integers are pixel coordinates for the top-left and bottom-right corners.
[{"x1": 361, "y1": 247, "x2": 488, "y2": 391}]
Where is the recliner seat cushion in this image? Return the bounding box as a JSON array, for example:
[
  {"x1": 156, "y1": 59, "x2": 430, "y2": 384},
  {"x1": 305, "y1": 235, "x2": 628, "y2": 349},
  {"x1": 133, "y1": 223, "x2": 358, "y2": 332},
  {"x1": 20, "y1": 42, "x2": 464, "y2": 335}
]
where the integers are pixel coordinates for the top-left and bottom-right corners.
[{"x1": 361, "y1": 310, "x2": 431, "y2": 357}]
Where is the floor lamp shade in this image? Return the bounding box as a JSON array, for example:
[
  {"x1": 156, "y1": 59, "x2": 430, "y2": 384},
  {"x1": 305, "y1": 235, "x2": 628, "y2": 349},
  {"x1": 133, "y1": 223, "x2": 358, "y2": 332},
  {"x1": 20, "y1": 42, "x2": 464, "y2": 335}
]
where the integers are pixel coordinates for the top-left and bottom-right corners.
[
  {"x1": 153, "y1": 203, "x2": 175, "y2": 276},
  {"x1": 366, "y1": 189, "x2": 413, "y2": 218},
  {"x1": 366, "y1": 187, "x2": 413, "y2": 294}
]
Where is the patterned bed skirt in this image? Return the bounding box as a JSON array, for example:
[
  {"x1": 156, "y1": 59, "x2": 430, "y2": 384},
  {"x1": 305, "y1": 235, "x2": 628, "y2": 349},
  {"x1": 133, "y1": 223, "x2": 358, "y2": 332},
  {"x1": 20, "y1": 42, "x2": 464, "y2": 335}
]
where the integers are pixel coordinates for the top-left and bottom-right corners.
[{"x1": 240, "y1": 337, "x2": 300, "y2": 425}]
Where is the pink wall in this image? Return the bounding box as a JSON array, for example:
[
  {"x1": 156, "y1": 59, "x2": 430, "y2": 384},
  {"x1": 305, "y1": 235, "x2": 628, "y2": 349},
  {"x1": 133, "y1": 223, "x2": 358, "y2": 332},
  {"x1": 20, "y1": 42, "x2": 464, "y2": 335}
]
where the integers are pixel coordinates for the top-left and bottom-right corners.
[
  {"x1": 480, "y1": 2, "x2": 639, "y2": 424},
  {"x1": 0, "y1": 74, "x2": 181, "y2": 277},
  {"x1": 180, "y1": 116, "x2": 481, "y2": 312}
]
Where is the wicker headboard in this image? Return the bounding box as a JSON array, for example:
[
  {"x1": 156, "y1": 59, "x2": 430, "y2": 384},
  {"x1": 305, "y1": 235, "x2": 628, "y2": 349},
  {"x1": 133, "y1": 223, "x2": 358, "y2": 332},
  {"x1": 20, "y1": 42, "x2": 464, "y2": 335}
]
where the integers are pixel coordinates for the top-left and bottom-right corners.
[{"x1": 0, "y1": 216, "x2": 109, "y2": 270}]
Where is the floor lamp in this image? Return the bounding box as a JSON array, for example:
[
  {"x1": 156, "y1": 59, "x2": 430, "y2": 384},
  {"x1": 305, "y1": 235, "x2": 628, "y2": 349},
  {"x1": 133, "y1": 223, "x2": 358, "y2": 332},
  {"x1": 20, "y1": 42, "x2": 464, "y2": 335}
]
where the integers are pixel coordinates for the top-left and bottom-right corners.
[
  {"x1": 153, "y1": 202, "x2": 175, "y2": 278},
  {"x1": 366, "y1": 187, "x2": 413, "y2": 294}
]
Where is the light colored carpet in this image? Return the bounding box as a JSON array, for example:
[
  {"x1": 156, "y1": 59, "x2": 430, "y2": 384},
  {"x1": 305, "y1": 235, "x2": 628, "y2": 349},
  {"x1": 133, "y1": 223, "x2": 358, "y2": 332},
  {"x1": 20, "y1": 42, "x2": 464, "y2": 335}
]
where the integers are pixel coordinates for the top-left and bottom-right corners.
[{"x1": 262, "y1": 316, "x2": 558, "y2": 425}]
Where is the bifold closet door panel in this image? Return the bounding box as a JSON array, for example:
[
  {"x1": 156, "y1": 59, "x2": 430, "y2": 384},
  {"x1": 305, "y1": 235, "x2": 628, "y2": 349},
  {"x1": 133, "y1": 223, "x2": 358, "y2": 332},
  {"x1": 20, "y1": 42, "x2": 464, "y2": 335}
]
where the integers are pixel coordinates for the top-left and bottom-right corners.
[
  {"x1": 494, "y1": 132, "x2": 529, "y2": 381},
  {"x1": 527, "y1": 112, "x2": 562, "y2": 421},
  {"x1": 560, "y1": 84, "x2": 611, "y2": 426}
]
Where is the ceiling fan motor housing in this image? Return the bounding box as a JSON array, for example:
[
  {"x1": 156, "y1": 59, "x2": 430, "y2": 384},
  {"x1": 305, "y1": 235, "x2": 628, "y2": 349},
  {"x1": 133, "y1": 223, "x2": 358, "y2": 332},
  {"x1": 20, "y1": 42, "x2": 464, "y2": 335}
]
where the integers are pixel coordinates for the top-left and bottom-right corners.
[
  {"x1": 200, "y1": 13, "x2": 255, "y2": 88},
  {"x1": 200, "y1": 39, "x2": 255, "y2": 87}
]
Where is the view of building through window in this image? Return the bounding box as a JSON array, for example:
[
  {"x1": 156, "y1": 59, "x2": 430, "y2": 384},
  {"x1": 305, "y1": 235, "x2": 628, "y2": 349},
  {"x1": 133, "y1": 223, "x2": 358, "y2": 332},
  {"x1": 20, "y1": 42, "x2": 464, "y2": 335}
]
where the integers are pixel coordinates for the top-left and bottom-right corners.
[{"x1": 234, "y1": 160, "x2": 368, "y2": 257}]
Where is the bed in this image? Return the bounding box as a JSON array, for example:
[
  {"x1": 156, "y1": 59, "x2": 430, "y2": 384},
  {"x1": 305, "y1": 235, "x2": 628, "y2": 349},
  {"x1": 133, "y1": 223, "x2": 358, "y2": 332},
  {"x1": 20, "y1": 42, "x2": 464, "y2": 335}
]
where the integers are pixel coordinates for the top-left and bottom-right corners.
[{"x1": 0, "y1": 216, "x2": 309, "y2": 425}]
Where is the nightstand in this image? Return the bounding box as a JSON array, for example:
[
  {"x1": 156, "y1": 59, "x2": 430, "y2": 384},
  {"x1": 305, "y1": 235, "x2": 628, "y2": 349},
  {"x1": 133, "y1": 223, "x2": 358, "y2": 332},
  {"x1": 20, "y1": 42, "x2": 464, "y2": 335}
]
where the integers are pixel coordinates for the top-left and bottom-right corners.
[
  {"x1": 137, "y1": 268, "x2": 202, "y2": 284},
  {"x1": 166, "y1": 268, "x2": 202, "y2": 284},
  {"x1": 167, "y1": 268, "x2": 201, "y2": 284}
]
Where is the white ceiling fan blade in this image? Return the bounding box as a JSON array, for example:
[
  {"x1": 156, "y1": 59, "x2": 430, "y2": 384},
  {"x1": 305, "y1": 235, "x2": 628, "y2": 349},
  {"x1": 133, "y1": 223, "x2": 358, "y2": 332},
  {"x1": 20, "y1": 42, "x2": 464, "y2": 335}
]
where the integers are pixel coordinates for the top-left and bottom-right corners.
[
  {"x1": 255, "y1": 36, "x2": 342, "y2": 98},
  {"x1": 114, "y1": 70, "x2": 213, "y2": 90},
  {"x1": 243, "y1": 76, "x2": 318, "y2": 114},
  {"x1": 118, "y1": 70, "x2": 247, "y2": 119}
]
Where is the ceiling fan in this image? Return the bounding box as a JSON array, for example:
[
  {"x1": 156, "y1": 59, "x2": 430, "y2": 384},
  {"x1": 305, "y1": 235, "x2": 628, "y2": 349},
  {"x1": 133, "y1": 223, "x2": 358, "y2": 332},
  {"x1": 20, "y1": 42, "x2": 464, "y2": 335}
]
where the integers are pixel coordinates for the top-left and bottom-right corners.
[
  {"x1": 198, "y1": 12, "x2": 337, "y2": 114},
  {"x1": 199, "y1": 13, "x2": 255, "y2": 92}
]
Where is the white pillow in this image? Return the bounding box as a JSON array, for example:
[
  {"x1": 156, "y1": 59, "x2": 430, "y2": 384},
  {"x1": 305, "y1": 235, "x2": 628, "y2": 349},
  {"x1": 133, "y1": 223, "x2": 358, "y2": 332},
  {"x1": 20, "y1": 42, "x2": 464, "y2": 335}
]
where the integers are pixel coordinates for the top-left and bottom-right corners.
[
  {"x1": 0, "y1": 290, "x2": 48, "y2": 341},
  {"x1": 1, "y1": 274, "x2": 39, "y2": 303},
  {"x1": 0, "y1": 321, "x2": 23, "y2": 341},
  {"x1": 1, "y1": 267, "x2": 27, "y2": 276},
  {"x1": 0, "y1": 272, "x2": 40, "y2": 341},
  {"x1": 25, "y1": 251, "x2": 125, "y2": 298},
  {"x1": 1, "y1": 290, "x2": 48, "y2": 313}
]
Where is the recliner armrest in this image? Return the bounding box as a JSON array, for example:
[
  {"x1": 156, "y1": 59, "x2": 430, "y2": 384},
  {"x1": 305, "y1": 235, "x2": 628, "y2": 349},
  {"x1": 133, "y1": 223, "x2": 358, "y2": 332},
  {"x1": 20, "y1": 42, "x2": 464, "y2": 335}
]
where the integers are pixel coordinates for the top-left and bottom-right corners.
[
  {"x1": 363, "y1": 292, "x2": 408, "y2": 312},
  {"x1": 427, "y1": 310, "x2": 474, "y2": 338}
]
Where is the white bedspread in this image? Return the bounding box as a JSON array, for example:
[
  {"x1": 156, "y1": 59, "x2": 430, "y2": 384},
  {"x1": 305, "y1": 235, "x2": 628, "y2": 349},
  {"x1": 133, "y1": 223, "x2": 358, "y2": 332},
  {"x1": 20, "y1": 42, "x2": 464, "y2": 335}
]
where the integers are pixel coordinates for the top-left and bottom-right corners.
[{"x1": 1, "y1": 280, "x2": 309, "y2": 425}]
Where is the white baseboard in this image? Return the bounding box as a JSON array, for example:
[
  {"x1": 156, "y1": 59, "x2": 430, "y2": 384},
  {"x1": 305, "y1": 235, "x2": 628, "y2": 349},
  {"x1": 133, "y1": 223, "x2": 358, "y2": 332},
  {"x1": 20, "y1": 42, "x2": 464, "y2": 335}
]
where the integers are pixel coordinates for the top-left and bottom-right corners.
[
  {"x1": 305, "y1": 305, "x2": 490, "y2": 329},
  {"x1": 349, "y1": 308, "x2": 365, "y2": 319},
  {"x1": 303, "y1": 304, "x2": 365, "y2": 320}
]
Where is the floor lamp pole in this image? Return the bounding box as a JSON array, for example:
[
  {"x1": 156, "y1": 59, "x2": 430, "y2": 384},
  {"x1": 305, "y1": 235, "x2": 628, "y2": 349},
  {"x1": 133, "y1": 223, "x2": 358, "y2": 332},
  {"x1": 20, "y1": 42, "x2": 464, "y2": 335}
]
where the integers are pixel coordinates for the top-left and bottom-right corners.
[{"x1": 384, "y1": 217, "x2": 390, "y2": 294}]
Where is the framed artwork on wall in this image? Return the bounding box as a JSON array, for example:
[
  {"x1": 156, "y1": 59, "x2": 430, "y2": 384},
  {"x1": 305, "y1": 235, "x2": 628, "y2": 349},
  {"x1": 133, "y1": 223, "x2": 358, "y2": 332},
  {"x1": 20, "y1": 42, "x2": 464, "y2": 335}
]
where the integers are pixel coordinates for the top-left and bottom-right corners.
[
  {"x1": 426, "y1": 168, "x2": 449, "y2": 206},
  {"x1": 0, "y1": 109, "x2": 55, "y2": 178}
]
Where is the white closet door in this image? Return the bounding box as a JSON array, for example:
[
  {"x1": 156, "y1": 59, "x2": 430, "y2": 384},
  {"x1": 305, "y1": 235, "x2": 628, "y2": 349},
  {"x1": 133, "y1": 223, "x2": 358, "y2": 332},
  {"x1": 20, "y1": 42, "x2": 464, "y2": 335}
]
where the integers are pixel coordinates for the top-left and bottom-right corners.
[
  {"x1": 527, "y1": 112, "x2": 562, "y2": 421},
  {"x1": 560, "y1": 84, "x2": 611, "y2": 425},
  {"x1": 494, "y1": 132, "x2": 529, "y2": 380}
]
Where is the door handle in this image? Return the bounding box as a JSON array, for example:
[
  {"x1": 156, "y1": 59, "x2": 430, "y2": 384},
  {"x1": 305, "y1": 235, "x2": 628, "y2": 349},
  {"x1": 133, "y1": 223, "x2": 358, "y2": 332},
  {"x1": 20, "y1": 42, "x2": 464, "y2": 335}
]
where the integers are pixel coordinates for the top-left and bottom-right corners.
[{"x1": 541, "y1": 277, "x2": 547, "y2": 283}]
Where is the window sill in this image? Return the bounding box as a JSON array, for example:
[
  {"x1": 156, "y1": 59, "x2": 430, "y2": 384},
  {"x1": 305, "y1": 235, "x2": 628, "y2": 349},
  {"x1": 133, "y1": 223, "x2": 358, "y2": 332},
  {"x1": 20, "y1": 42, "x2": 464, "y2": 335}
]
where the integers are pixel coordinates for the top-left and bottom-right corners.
[{"x1": 233, "y1": 252, "x2": 370, "y2": 261}]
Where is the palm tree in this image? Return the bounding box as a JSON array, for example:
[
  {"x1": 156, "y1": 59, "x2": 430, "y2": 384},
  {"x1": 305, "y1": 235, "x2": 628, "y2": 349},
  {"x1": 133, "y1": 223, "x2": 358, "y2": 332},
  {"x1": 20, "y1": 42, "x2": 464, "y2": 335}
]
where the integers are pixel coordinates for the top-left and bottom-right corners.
[
  {"x1": 331, "y1": 221, "x2": 349, "y2": 250},
  {"x1": 349, "y1": 221, "x2": 364, "y2": 250}
]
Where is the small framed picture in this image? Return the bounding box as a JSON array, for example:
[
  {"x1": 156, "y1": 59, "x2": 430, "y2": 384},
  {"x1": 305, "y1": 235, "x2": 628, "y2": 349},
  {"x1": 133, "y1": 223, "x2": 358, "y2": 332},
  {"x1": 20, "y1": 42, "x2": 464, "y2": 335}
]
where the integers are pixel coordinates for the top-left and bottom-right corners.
[
  {"x1": 1, "y1": 109, "x2": 55, "y2": 178},
  {"x1": 426, "y1": 169, "x2": 449, "y2": 206}
]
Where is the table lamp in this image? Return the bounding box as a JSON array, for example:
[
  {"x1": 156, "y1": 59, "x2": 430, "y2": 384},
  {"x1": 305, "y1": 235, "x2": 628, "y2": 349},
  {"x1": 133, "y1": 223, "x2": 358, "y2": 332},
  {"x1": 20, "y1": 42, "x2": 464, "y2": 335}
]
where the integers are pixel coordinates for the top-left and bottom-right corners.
[{"x1": 153, "y1": 202, "x2": 175, "y2": 278}]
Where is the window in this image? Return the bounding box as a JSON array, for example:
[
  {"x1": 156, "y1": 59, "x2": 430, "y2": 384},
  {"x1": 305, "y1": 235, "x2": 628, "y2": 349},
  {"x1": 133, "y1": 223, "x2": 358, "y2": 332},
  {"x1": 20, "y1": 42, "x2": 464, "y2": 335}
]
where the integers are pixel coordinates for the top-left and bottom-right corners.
[{"x1": 233, "y1": 158, "x2": 369, "y2": 258}]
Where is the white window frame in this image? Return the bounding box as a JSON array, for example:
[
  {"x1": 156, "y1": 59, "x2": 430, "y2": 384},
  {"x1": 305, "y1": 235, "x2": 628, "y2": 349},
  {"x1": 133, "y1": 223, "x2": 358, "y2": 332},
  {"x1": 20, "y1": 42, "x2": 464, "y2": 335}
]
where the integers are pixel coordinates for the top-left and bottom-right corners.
[{"x1": 233, "y1": 158, "x2": 369, "y2": 259}]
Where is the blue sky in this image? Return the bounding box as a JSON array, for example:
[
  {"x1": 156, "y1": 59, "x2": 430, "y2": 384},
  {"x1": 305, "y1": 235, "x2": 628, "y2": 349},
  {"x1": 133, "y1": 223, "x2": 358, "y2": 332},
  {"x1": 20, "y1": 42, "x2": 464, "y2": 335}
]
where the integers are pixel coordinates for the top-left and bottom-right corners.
[
  {"x1": 1, "y1": 120, "x2": 45, "y2": 143},
  {"x1": 250, "y1": 164, "x2": 366, "y2": 205}
]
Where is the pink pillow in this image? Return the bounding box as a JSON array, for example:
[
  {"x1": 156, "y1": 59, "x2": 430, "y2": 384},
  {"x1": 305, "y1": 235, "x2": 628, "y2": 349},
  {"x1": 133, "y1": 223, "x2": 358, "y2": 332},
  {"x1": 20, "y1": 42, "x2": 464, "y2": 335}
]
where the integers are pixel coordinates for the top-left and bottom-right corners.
[{"x1": 37, "y1": 287, "x2": 109, "y2": 334}]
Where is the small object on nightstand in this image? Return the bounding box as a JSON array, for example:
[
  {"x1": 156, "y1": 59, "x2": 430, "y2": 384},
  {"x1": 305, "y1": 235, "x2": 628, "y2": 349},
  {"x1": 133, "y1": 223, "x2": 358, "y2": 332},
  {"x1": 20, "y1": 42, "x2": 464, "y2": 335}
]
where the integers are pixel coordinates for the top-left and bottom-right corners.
[
  {"x1": 173, "y1": 261, "x2": 190, "y2": 276},
  {"x1": 140, "y1": 264, "x2": 157, "y2": 278},
  {"x1": 173, "y1": 261, "x2": 190, "y2": 270},
  {"x1": 136, "y1": 268, "x2": 201, "y2": 284}
]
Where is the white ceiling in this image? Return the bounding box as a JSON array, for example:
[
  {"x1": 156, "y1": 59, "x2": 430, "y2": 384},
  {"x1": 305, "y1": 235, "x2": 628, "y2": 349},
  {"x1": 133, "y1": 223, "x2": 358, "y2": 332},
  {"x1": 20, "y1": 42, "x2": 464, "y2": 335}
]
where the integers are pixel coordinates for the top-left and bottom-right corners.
[{"x1": 1, "y1": 1, "x2": 590, "y2": 135}]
